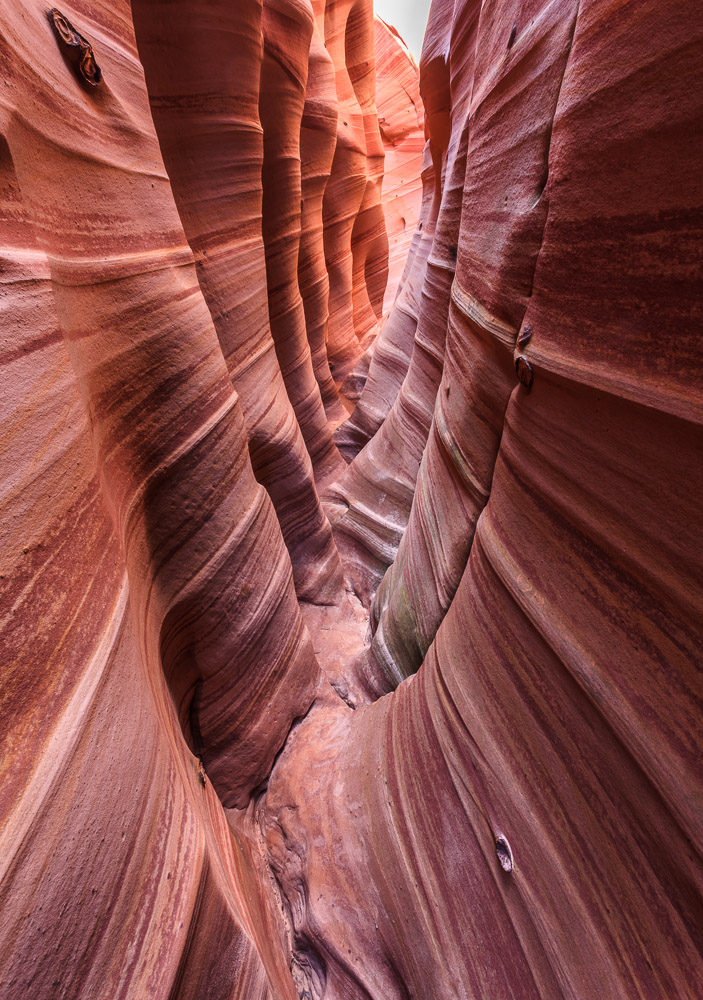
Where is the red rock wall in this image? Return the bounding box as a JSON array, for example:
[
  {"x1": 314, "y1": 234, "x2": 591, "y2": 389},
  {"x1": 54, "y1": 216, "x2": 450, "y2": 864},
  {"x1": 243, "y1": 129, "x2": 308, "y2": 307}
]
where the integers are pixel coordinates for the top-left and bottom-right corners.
[
  {"x1": 264, "y1": 0, "x2": 703, "y2": 995},
  {"x1": 300, "y1": 1, "x2": 349, "y2": 426},
  {"x1": 130, "y1": 0, "x2": 344, "y2": 603},
  {"x1": 2, "y1": 1, "x2": 702, "y2": 999},
  {"x1": 260, "y1": 0, "x2": 348, "y2": 492},
  {"x1": 322, "y1": 0, "x2": 385, "y2": 386},
  {"x1": 330, "y1": 14, "x2": 427, "y2": 462},
  {"x1": 375, "y1": 17, "x2": 424, "y2": 313},
  {"x1": 0, "y1": 2, "x2": 318, "y2": 995}
]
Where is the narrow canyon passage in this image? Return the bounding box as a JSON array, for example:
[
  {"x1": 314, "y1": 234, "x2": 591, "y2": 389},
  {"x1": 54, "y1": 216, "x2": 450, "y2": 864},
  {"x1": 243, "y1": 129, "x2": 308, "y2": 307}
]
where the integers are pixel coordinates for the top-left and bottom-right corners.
[{"x1": 0, "y1": 1, "x2": 702, "y2": 999}]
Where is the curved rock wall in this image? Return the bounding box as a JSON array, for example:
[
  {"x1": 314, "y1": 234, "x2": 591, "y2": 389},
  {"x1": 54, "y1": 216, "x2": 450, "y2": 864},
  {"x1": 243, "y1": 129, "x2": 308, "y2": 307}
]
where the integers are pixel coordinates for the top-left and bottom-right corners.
[
  {"x1": 1, "y1": 1, "x2": 702, "y2": 999},
  {"x1": 260, "y1": 0, "x2": 348, "y2": 492},
  {"x1": 300, "y1": 1, "x2": 348, "y2": 426},
  {"x1": 131, "y1": 0, "x2": 344, "y2": 604},
  {"x1": 264, "y1": 0, "x2": 703, "y2": 996},
  {"x1": 374, "y1": 17, "x2": 424, "y2": 314},
  {"x1": 0, "y1": 2, "x2": 318, "y2": 995},
  {"x1": 328, "y1": 0, "x2": 466, "y2": 581},
  {"x1": 371, "y1": 0, "x2": 581, "y2": 678},
  {"x1": 330, "y1": 14, "x2": 427, "y2": 463}
]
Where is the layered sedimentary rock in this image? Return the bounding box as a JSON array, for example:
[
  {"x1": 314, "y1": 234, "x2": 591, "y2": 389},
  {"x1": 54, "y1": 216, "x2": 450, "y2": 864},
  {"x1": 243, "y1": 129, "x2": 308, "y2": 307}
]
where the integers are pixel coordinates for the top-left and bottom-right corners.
[
  {"x1": 260, "y1": 0, "x2": 347, "y2": 489},
  {"x1": 264, "y1": 3, "x2": 703, "y2": 998},
  {"x1": 323, "y1": 0, "x2": 385, "y2": 384},
  {"x1": 329, "y1": 0, "x2": 458, "y2": 557},
  {"x1": 299, "y1": 2, "x2": 348, "y2": 425},
  {"x1": 2, "y1": 2, "x2": 702, "y2": 1000},
  {"x1": 347, "y1": 2, "x2": 388, "y2": 345},
  {"x1": 370, "y1": 0, "x2": 580, "y2": 674},
  {"x1": 329, "y1": 14, "x2": 427, "y2": 461},
  {"x1": 131, "y1": 0, "x2": 344, "y2": 603},
  {"x1": 374, "y1": 17, "x2": 424, "y2": 313},
  {"x1": 0, "y1": 2, "x2": 321, "y2": 994}
]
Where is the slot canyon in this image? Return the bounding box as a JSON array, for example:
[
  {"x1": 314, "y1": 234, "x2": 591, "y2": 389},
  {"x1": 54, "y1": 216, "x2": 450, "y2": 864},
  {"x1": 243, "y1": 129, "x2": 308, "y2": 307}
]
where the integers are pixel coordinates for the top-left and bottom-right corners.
[{"x1": 1, "y1": 0, "x2": 702, "y2": 997}]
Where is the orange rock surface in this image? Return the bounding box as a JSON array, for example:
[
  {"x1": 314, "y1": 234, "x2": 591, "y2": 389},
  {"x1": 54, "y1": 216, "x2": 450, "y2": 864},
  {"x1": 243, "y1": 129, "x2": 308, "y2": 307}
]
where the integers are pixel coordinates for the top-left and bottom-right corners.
[
  {"x1": 1, "y1": 1, "x2": 702, "y2": 999},
  {"x1": 331, "y1": 14, "x2": 427, "y2": 460},
  {"x1": 131, "y1": 0, "x2": 344, "y2": 603},
  {"x1": 375, "y1": 17, "x2": 424, "y2": 313}
]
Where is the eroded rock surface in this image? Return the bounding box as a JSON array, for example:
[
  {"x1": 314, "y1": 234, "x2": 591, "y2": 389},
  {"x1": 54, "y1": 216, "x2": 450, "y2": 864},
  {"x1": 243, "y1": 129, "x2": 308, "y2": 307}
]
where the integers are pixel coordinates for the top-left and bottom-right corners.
[{"x1": 1, "y1": 1, "x2": 702, "y2": 999}]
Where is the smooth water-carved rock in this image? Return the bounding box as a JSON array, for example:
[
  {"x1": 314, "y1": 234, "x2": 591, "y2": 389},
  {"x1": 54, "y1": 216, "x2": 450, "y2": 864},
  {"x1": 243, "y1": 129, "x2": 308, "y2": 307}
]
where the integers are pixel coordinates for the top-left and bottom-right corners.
[
  {"x1": 370, "y1": 0, "x2": 581, "y2": 679},
  {"x1": 132, "y1": 0, "x2": 344, "y2": 604},
  {"x1": 1, "y1": 1, "x2": 702, "y2": 999},
  {"x1": 375, "y1": 16, "x2": 424, "y2": 313},
  {"x1": 264, "y1": 4, "x2": 703, "y2": 999},
  {"x1": 261, "y1": 0, "x2": 347, "y2": 492},
  {"x1": 330, "y1": 14, "x2": 427, "y2": 463},
  {"x1": 300, "y1": 1, "x2": 348, "y2": 426},
  {"x1": 323, "y1": 0, "x2": 387, "y2": 385},
  {"x1": 0, "y1": 2, "x2": 318, "y2": 994}
]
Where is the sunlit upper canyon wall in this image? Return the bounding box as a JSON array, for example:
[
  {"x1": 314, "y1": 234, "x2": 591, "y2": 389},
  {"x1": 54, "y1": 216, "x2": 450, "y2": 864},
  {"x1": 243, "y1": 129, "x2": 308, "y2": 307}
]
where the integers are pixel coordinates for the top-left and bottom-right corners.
[{"x1": 1, "y1": 1, "x2": 701, "y2": 999}]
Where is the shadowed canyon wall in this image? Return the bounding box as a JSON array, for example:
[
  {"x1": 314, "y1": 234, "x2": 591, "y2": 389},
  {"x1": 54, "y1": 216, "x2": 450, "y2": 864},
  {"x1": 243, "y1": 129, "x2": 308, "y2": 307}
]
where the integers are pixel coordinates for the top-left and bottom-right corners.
[{"x1": 1, "y1": 2, "x2": 702, "y2": 1000}]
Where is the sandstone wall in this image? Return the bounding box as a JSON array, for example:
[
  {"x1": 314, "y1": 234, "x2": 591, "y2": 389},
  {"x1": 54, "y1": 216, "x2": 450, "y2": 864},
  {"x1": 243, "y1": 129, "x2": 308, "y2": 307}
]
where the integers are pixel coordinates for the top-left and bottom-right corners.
[
  {"x1": 1, "y1": 1, "x2": 701, "y2": 999},
  {"x1": 375, "y1": 17, "x2": 424, "y2": 314},
  {"x1": 0, "y1": 0, "x2": 381, "y2": 993},
  {"x1": 300, "y1": 4, "x2": 703, "y2": 998}
]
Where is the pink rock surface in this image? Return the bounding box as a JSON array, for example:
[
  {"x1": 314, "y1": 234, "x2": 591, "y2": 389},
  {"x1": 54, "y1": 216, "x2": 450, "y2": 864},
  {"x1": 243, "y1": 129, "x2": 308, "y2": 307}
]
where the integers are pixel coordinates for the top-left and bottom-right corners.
[
  {"x1": 330, "y1": 15, "x2": 427, "y2": 461},
  {"x1": 1, "y1": 2, "x2": 702, "y2": 999},
  {"x1": 131, "y1": 0, "x2": 344, "y2": 604},
  {"x1": 328, "y1": 0, "x2": 463, "y2": 582},
  {"x1": 372, "y1": 0, "x2": 581, "y2": 676},
  {"x1": 0, "y1": 2, "x2": 320, "y2": 994},
  {"x1": 263, "y1": 2, "x2": 703, "y2": 995},
  {"x1": 299, "y1": 2, "x2": 349, "y2": 426},
  {"x1": 375, "y1": 17, "x2": 425, "y2": 313},
  {"x1": 260, "y1": 0, "x2": 347, "y2": 491},
  {"x1": 322, "y1": 0, "x2": 388, "y2": 385},
  {"x1": 347, "y1": 2, "x2": 388, "y2": 351}
]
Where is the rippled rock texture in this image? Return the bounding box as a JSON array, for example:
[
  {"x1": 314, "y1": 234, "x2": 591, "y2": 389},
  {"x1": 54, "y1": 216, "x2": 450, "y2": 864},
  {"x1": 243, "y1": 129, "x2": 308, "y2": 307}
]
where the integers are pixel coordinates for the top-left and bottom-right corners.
[
  {"x1": 375, "y1": 17, "x2": 424, "y2": 314},
  {"x1": 1, "y1": 1, "x2": 702, "y2": 999}
]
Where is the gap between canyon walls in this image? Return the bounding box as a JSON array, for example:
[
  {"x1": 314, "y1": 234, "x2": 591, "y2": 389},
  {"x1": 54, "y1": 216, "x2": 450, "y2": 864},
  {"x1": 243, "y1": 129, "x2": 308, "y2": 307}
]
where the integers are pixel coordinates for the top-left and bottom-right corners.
[{"x1": 0, "y1": 0, "x2": 702, "y2": 999}]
